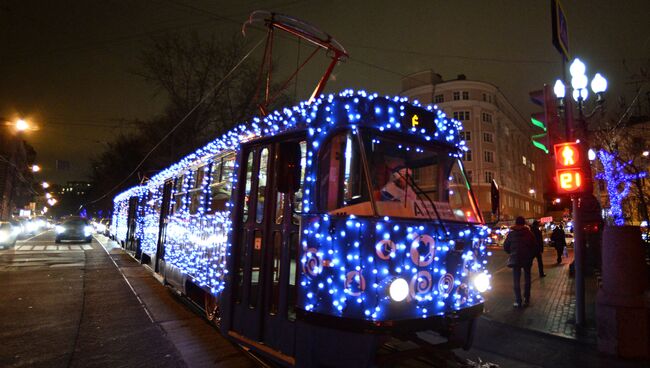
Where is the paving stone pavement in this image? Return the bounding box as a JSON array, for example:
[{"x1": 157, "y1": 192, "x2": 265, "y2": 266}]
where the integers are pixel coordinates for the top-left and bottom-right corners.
[{"x1": 483, "y1": 246, "x2": 597, "y2": 342}]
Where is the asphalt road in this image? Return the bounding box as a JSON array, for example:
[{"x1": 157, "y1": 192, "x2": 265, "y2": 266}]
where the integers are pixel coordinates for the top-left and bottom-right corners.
[{"x1": 0, "y1": 230, "x2": 186, "y2": 368}]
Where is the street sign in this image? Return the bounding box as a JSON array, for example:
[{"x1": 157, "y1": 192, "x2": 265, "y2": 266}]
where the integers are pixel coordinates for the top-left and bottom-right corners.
[
  {"x1": 551, "y1": 0, "x2": 570, "y2": 61},
  {"x1": 553, "y1": 142, "x2": 588, "y2": 194}
]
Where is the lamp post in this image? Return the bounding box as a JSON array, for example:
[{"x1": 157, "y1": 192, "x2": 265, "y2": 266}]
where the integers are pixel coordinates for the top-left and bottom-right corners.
[{"x1": 553, "y1": 57, "x2": 607, "y2": 328}]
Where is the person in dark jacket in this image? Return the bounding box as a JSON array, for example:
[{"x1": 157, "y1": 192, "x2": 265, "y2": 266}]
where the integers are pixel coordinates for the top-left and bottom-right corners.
[
  {"x1": 504, "y1": 216, "x2": 537, "y2": 308},
  {"x1": 550, "y1": 224, "x2": 567, "y2": 264},
  {"x1": 530, "y1": 220, "x2": 545, "y2": 277}
]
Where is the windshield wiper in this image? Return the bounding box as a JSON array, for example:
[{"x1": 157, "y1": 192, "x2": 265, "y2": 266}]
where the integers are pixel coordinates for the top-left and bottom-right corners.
[{"x1": 396, "y1": 170, "x2": 449, "y2": 236}]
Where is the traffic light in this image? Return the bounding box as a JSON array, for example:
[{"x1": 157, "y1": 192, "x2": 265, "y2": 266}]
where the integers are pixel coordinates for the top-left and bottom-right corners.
[
  {"x1": 553, "y1": 142, "x2": 590, "y2": 194},
  {"x1": 529, "y1": 85, "x2": 560, "y2": 153}
]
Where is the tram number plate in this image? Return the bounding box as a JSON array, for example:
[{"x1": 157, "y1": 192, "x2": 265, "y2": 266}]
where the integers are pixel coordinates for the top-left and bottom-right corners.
[{"x1": 254, "y1": 237, "x2": 262, "y2": 250}]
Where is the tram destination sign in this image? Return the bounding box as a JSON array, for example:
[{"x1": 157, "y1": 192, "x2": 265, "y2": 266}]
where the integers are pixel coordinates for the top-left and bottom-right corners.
[{"x1": 400, "y1": 104, "x2": 437, "y2": 135}]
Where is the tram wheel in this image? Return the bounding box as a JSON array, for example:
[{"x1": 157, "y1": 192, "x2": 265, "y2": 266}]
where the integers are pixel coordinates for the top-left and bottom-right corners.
[{"x1": 204, "y1": 293, "x2": 221, "y2": 328}]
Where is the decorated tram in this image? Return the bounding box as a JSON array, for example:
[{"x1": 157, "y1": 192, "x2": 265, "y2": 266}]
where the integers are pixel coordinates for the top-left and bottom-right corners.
[{"x1": 111, "y1": 89, "x2": 495, "y2": 367}]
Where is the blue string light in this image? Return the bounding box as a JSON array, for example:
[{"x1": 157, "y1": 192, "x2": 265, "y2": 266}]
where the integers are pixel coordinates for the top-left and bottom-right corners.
[
  {"x1": 596, "y1": 150, "x2": 647, "y2": 226},
  {"x1": 112, "y1": 89, "x2": 490, "y2": 322}
]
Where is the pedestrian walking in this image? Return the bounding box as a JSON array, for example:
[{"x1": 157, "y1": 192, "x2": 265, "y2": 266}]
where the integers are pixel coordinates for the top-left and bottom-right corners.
[
  {"x1": 530, "y1": 220, "x2": 545, "y2": 277},
  {"x1": 503, "y1": 216, "x2": 537, "y2": 308},
  {"x1": 550, "y1": 224, "x2": 567, "y2": 264}
]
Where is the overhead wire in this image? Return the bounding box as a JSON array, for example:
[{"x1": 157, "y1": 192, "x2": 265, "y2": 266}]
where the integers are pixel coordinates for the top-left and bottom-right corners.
[{"x1": 82, "y1": 36, "x2": 266, "y2": 207}]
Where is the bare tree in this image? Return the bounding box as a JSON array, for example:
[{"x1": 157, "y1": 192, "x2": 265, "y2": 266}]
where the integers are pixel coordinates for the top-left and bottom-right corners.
[{"x1": 87, "y1": 32, "x2": 292, "y2": 215}]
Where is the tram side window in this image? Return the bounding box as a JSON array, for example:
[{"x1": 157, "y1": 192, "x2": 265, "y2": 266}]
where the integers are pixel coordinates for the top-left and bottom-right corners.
[
  {"x1": 242, "y1": 151, "x2": 255, "y2": 222},
  {"x1": 171, "y1": 174, "x2": 186, "y2": 214},
  {"x1": 256, "y1": 148, "x2": 269, "y2": 223},
  {"x1": 189, "y1": 166, "x2": 207, "y2": 215},
  {"x1": 206, "y1": 154, "x2": 235, "y2": 214},
  {"x1": 153, "y1": 185, "x2": 162, "y2": 213},
  {"x1": 318, "y1": 131, "x2": 369, "y2": 214}
]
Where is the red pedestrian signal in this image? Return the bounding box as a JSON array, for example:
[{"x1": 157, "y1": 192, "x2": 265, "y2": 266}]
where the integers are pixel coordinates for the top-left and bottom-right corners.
[{"x1": 553, "y1": 142, "x2": 588, "y2": 194}]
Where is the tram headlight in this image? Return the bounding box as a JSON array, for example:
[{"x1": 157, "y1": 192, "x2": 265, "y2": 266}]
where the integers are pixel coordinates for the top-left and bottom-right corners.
[
  {"x1": 388, "y1": 278, "x2": 409, "y2": 302},
  {"x1": 472, "y1": 273, "x2": 491, "y2": 293},
  {"x1": 55, "y1": 225, "x2": 65, "y2": 234}
]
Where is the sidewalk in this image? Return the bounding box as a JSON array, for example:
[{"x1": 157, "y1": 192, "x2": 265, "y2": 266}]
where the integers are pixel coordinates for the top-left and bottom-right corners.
[
  {"x1": 483, "y1": 247, "x2": 597, "y2": 342},
  {"x1": 470, "y1": 247, "x2": 648, "y2": 368}
]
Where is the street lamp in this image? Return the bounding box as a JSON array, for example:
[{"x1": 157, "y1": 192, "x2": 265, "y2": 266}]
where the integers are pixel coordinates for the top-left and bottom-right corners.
[
  {"x1": 588, "y1": 149, "x2": 597, "y2": 161},
  {"x1": 15, "y1": 119, "x2": 29, "y2": 131},
  {"x1": 31, "y1": 164, "x2": 41, "y2": 173},
  {"x1": 42, "y1": 182, "x2": 49, "y2": 189},
  {"x1": 554, "y1": 58, "x2": 608, "y2": 126}
]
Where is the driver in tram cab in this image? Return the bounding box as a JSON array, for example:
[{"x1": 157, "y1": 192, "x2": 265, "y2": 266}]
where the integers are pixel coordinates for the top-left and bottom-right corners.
[{"x1": 380, "y1": 167, "x2": 417, "y2": 202}]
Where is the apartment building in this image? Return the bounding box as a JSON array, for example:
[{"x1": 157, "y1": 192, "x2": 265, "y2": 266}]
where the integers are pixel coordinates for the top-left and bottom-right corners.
[{"x1": 401, "y1": 70, "x2": 546, "y2": 221}]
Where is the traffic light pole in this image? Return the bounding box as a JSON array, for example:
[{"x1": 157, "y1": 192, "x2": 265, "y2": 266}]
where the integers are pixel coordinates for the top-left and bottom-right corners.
[
  {"x1": 564, "y1": 97, "x2": 586, "y2": 328},
  {"x1": 573, "y1": 194, "x2": 586, "y2": 327}
]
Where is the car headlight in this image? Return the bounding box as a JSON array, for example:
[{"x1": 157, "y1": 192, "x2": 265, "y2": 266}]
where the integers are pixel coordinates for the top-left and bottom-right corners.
[
  {"x1": 84, "y1": 226, "x2": 93, "y2": 236},
  {"x1": 472, "y1": 273, "x2": 491, "y2": 293},
  {"x1": 388, "y1": 277, "x2": 409, "y2": 302},
  {"x1": 27, "y1": 222, "x2": 38, "y2": 231},
  {"x1": 0, "y1": 231, "x2": 8, "y2": 242},
  {"x1": 55, "y1": 225, "x2": 65, "y2": 234}
]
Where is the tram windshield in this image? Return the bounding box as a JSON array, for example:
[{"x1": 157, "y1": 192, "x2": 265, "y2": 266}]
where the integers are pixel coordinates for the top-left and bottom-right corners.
[{"x1": 318, "y1": 130, "x2": 481, "y2": 223}]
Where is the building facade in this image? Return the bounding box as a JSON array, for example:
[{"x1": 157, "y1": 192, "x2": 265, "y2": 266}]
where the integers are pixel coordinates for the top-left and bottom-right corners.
[
  {"x1": 401, "y1": 70, "x2": 547, "y2": 221},
  {"x1": 0, "y1": 131, "x2": 36, "y2": 220}
]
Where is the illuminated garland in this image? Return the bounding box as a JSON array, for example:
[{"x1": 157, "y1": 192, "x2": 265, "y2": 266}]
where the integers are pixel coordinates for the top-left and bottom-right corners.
[
  {"x1": 596, "y1": 149, "x2": 648, "y2": 226},
  {"x1": 112, "y1": 90, "x2": 490, "y2": 322}
]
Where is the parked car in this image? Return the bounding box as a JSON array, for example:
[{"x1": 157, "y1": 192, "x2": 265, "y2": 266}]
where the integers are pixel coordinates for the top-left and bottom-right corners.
[
  {"x1": 55, "y1": 218, "x2": 93, "y2": 243},
  {"x1": 0, "y1": 221, "x2": 18, "y2": 248}
]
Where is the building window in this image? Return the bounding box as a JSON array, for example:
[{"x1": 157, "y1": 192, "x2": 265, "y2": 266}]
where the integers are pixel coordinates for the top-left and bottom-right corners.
[
  {"x1": 453, "y1": 91, "x2": 460, "y2": 100},
  {"x1": 453, "y1": 111, "x2": 471, "y2": 121},
  {"x1": 459, "y1": 131, "x2": 471, "y2": 141},
  {"x1": 481, "y1": 112, "x2": 493, "y2": 123},
  {"x1": 531, "y1": 162, "x2": 535, "y2": 171},
  {"x1": 462, "y1": 91, "x2": 469, "y2": 100},
  {"x1": 482, "y1": 93, "x2": 487, "y2": 102},
  {"x1": 463, "y1": 150, "x2": 472, "y2": 162},
  {"x1": 434, "y1": 94, "x2": 444, "y2": 103},
  {"x1": 483, "y1": 132, "x2": 493, "y2": 143},
  {"x1": 466, "y1": 170, "x2": 473, "y2": 183},
  {"x1": 484, "y1": 151, "x2": 494, "y2": 163},
  {"x1": 526, "y1": 201, "x2": 530, "y2": 211},
  {"x1": 522, "y1": 155, "x2": 527, "y2": 165},
  {"x1": 484, "y1": 171, "x2": 494, "y2": 184}
]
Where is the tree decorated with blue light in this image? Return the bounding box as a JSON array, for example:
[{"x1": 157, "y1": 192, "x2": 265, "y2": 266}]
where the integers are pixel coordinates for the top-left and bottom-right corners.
[{"x1": 597, "y1": 149, "x2": 648, "y2": 226}]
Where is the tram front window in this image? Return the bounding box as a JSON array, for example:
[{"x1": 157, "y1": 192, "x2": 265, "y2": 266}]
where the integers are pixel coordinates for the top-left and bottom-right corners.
[{"x1": 318, "y1": 130, "x2": 480, "y2": 223}]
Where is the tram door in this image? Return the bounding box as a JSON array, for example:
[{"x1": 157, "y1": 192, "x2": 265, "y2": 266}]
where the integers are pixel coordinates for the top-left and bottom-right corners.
[
  {"x1": 125, "y1": 196, "x2": 139, "y2": 252},
  {"x1": 155, "y1": 180, "x2": 173, "y2": 273},
  {"x1": 232, "y1": 138, "x2": 304, "y2": 358}
]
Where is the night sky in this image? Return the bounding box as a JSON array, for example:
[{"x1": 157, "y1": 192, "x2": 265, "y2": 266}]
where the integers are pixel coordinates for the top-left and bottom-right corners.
[{"x1": 1, "y1": 0, "x2": 648, "y2": 185}]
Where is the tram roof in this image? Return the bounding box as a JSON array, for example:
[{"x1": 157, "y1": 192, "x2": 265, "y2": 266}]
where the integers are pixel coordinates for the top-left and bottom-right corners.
[{"x1": 114, "y1": 89, "x2": 467, "y2": 203}]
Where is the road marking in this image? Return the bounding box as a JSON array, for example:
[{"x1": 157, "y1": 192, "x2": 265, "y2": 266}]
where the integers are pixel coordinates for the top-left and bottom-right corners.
[{"x1": 4, "y1": 243, "x2": 92, "y2": 252}]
